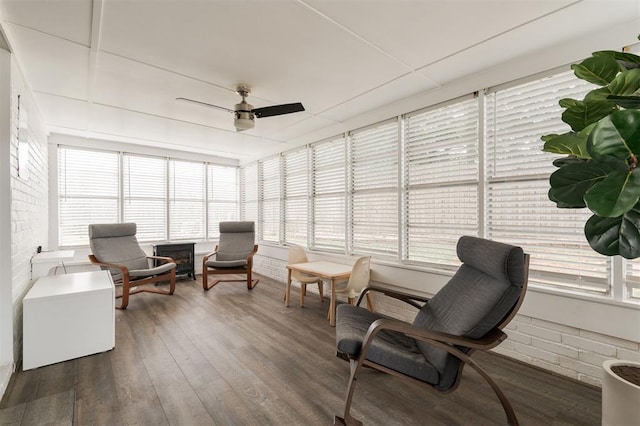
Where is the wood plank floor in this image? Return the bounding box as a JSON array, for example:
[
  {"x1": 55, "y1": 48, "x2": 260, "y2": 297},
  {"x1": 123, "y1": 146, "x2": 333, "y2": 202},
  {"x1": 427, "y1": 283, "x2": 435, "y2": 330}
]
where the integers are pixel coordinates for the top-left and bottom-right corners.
[{"x1": 0, "y1": 273, "x2": 601, "y2": 425}]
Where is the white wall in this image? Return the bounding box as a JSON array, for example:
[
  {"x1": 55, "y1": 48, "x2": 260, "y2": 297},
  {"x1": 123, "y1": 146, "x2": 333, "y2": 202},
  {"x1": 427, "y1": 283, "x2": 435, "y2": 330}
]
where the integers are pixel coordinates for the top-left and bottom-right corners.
[
  {"x1": 0, "y1": 48, "x2": 12, "y2": 399},
  {"x1": 253, "y1": 245, "x2": 640, "y2": 387},
  {"x1": 0, "y1": 51, "x2": 48, "y2": 400}
]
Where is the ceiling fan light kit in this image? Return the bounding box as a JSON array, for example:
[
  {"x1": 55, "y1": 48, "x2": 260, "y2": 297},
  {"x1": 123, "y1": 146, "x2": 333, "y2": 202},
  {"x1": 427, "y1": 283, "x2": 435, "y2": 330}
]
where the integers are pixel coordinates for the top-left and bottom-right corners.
[{"x1": 177, "y1": 84, "x2": 305, "y2": 132}]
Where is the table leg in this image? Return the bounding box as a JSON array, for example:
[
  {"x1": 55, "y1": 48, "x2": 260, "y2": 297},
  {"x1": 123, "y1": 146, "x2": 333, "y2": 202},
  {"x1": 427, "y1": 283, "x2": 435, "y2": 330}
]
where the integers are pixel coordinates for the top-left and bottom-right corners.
[
  {"x1": 329, "y1": 278, "x2": 337, "y2": 326},
  {"x1": 285, "y1": 269, "x2": 292, "y2": 307}
]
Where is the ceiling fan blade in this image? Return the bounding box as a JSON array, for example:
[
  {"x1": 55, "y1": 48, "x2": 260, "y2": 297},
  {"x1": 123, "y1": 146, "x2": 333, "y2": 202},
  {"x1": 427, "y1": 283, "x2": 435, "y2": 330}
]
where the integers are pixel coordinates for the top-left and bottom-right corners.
[
  {"x1": 176, "y1": 97, "x2": 234, "y2": 113},
  {"x1": 252, "y1": 102, "x2": 305, "y2": 118}
]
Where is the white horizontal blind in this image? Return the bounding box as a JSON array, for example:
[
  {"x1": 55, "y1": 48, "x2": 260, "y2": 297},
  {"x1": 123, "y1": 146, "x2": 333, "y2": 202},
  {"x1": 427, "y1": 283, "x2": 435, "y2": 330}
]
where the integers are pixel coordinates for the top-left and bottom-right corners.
[
  {"x1": 58, "y1": 146, "x2": 119, "y2": 247},
  {"x1": 311, "y1": 137, "x2": 346, "y2": 252},
  {"x1": 350, "y1": 121, "x2": 399, "y2": 257},
  {"x1": 260, "y1": 156, "x2": 281, "y2": 243},
  {"x1": 240, "y1": 163, "x2": 258, "y2": 230},
  {"x1": 404, "y1": 98, "x2": 479, "y2": 266},
  {"x1": 169, "y1": 159, "x2": 205, "y2": 240},
  {"x1": 123, "y1": 154, "x2": 167, "y2": 242},
  {"x1": 486, "y1": 72, "x2": 609, "y2": 293},
  {"x1": 208, "y1": 164, "x2": 239, "y2": 239},
  {"x1": 283, "y1": 148, "x2": 308, "y2": 245}
]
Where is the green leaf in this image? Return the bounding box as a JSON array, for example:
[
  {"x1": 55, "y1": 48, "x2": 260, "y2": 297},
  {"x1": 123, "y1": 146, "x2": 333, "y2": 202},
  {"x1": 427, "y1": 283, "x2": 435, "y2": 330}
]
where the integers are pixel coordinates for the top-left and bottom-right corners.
[
  {"x1": 561, "y1": 100, "x2": 617, "y2": 131},
  {"x1": 584, "y1": 168, "x2": 640, "y2": 217},
  {"x1": 588, "y1": 109, "x2": 640, "y2": 159},
  {"x1": 607, "y1": 95, "x2": 640, "y2": 109},
  {"x1": 585, "y1": 203, "x2": 640, "y2": 258},
  {"x1": 552, "y1": 155, "x2": 587, "y2": 168},
  {"x1": 542, "y1": 125, "x2": 594, "y2": 157},
  {"x1": 559, "y1": 98, "x2": 581, "y2": 108},
  {"x1": 593, "y1": 50, "x2": 640, "y2": 71},
  {"x1": 608, "y1": 68, "x2": 640, "y2": 96},
  {"x1": 572, "y1": 55, "x2": 621, "y2": 86},
  {"x1": 548, "y1": 160, "x2": 618, "y2": 207},
  {"x1": 585, "y1": 87, "x2": 613, "y2": 102}
]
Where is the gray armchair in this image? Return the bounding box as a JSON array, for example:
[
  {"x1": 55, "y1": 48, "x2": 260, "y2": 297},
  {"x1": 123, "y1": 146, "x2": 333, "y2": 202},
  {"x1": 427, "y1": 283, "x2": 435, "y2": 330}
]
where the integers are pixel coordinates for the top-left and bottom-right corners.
[
  {"x1": 202, "y1": 221, "x2": 259, "y2": 290},
  {"x1": 334, "y1": 236, "x2": 529, "y2": 426},
  {"x1": 88, "y1": 223, "x2": 176, "y2": 309}
]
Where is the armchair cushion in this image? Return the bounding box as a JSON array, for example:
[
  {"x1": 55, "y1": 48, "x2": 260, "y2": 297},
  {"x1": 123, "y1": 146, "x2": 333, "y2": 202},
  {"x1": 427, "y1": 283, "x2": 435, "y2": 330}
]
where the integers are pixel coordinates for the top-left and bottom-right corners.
[
  {"x1": 336, "y1": 304, "x2": 439, "y2": 384},
  {"x1": 412, "y1": 236, "x2": 525, "y2": 374},
  {"x1": 216, "y1": 221, "x2": 255, "y2": 261},
  {"x1": 205, "y1": 258, "x2": 248, "y2": 269},
  {"x1": 129, "y1": 262, "x2": 176, "y2": 278},
  {"x1": 89, "y1": 223, "x2": 148, "y2": 271}
]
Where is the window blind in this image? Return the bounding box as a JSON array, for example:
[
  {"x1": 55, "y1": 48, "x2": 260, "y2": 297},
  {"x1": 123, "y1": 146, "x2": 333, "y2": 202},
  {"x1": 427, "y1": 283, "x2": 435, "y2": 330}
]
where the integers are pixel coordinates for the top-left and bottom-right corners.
[
  {"x1": 169, "y1": 159, "x2": 205, "y2": 240},
  {"x1": 240, "y1": 162, "x2": 258, "y2": 231},
  {"x1": 404, "y1": 98, "x2": 479, "y2": 266},
  {"x1": 486, "y1": 72, "x2": 609, "y2": 293},
  {"x1": 208, "y1": 164, "x2": 239, "y2": 239},
  {"x1": 350, "y1": 120, "x2": 399, "y2": 257},
  {"x1": 123, "y1": 154, "x2": 167, "y2": 242},
  {"x1": 260, "y1": 156, "x2": 282, "y2": 243},
  {"x1": 58, "y1": 146, "x2": 119, "y2": 247},
  {"x1": 311, "y1": 137, "x2": 346, "y2": 252},
  {"x1": 283, "y1": 148, "x2": 309, "y2": 246}
]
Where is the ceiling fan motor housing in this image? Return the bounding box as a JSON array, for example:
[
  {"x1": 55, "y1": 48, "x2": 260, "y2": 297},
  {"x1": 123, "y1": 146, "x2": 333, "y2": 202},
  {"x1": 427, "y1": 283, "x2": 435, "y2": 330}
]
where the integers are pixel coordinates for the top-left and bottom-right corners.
[{"x1": 234, "y1": 101, "x2": 255, "y2": 130}]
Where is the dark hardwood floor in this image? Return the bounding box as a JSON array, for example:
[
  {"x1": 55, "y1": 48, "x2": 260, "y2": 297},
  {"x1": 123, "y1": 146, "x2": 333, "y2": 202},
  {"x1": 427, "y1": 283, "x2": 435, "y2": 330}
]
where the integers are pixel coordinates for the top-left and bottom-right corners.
[{"x1": 0, "y1": 273, "x2": 601, "y2": 425}]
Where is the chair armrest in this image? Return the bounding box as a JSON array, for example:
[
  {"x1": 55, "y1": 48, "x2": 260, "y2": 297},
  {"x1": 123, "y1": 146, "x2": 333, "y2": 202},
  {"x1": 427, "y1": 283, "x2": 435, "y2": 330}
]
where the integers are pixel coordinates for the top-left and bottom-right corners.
[
  {"x1": 246, "y1": 245, "x2": 258, "y2": 267},
  {"x1": 356, "y1": 285, "x2": 432, "y2": 309},
  {"x1": 146, "y1": 255, "x2": 174, "y2": 264},
  {"x1": 202, "y1": 246, "x2": 219, "y2": 263},
  {"x1": 88, "y1": 254, "x2": 130, "y2": 282}
]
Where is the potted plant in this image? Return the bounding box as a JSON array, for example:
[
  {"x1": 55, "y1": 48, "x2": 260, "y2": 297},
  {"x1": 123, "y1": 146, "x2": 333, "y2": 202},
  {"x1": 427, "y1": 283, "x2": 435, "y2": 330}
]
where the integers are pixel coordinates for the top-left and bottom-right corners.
[{"x1": 541, "y1": 38, "x2": 640, "y2": 426}]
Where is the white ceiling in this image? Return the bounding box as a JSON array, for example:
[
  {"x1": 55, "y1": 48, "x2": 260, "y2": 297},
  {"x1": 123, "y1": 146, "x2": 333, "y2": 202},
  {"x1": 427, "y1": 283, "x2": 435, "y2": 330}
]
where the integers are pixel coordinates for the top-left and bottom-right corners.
[{"x1": 0, "y1": 0, "x2": 638, "y2": 163}]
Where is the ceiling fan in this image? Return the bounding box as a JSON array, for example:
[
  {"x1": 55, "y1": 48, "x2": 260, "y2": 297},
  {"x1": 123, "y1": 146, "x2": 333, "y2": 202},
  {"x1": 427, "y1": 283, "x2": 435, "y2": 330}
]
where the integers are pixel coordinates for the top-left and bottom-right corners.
[{"x1": 177, "y1": 84, "x2": 305, "y2": 132}]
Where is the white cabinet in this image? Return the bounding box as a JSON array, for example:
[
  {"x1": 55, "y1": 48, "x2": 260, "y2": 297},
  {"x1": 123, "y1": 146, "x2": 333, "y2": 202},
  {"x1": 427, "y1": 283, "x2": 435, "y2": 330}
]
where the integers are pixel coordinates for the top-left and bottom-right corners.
[{"x1": 23, "y1": 270, "x2": 115, "y2": 370}]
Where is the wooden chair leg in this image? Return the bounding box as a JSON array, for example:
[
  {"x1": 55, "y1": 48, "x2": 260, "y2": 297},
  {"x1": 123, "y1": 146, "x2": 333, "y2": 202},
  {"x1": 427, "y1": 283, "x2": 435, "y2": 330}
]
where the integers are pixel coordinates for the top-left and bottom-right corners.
[
  {"x1": 365, "y1": 293, "x2": 374, "y2": 311},
  {"x1": 318, "y1": 281, "x2": 324, "y2": 302},
  {"x1": 168, "y1": 269, "x2": 176, "y2": 295},
  {"x1": 300, "y1": 283, "x2": 306, "y2": 307}
]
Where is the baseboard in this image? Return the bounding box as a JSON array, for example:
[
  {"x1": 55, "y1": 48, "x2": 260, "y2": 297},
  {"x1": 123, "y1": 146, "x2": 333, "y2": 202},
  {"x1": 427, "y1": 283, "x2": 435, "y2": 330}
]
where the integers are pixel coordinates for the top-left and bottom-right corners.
[{"x1": 0, "y1": 363, "x2": 14, "y2": 402}]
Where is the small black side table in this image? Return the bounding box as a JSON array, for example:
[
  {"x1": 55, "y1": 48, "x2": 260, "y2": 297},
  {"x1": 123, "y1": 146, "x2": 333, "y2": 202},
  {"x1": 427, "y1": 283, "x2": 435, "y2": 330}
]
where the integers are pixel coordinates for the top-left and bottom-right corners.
[{"x1": 153, "y1": 242, "x2": 195, "y2": 280}]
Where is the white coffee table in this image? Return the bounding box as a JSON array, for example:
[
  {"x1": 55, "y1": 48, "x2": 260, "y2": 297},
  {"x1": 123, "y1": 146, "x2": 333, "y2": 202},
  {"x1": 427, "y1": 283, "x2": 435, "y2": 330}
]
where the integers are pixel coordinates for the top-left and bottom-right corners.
[{"x1": 23, "y1": 270, "x2": 115, "y2": 370}]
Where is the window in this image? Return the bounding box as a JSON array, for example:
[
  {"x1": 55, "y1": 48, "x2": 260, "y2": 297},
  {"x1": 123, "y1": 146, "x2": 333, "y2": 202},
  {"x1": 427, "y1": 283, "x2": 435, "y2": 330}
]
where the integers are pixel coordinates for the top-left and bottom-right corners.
[
  {"x1": 259, "y1": 156, "x2": 282, "y2": 243},
  {"x1": 349, "y1": 120, "x2": 399, "y2": 257},
  {"x1": 485, "y1": 72, "x2": 609, "y2": 293},
  {"x1": 240, "y1": 163, "x2": 259, "y2": 227},
  {"x1": 404, "y1": 98, "x2": 479, "y2": 267},
  {"x1": 311, "y1": 137, "x2": 346, "y2": 252},
  {"x1": 168, "y1": 159, "x2": 205, "y2": 240},
  {"x1": 58, "y1": 147, "x2": 119, "y2": 247},
  {"x1": 208, "y1": 164, "x2": 239, "y2": 239},
  {"x1": 58, "y1": 146, "x2": 237, "y2": 246},
  {"x1": 123, "y1": 154, "x2": 167, "y2": 242},
  {"x1": 283, "y1": 148, "x2": 309, "y2": 245}
]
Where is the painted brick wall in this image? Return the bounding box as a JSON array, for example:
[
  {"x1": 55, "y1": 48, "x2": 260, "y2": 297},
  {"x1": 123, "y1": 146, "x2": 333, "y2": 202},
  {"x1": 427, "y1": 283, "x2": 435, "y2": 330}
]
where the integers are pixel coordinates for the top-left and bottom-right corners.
[
  {"x1": 9, "y1": 58, "x2": 48, "y2": 363},
  {"x1": 253, "y1": 253, "x2": 639, "y2": 387}
]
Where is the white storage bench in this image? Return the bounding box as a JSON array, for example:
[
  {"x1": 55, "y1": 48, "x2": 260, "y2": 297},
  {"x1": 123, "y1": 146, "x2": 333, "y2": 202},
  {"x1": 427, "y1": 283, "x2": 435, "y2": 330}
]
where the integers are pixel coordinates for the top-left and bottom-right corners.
[{"x1": 23, "y1": 270, "x2": 115, "y2": 370}]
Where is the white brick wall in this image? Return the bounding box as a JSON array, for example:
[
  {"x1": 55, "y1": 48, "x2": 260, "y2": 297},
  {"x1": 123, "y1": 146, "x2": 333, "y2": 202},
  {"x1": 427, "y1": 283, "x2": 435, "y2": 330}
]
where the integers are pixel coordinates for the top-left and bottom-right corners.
[
  {"x1": 254, "y1": 252, "x2": 640, "y2": 388},
  {"x1": 9, "y1": 59, "x2": 48, "y2": 364}
]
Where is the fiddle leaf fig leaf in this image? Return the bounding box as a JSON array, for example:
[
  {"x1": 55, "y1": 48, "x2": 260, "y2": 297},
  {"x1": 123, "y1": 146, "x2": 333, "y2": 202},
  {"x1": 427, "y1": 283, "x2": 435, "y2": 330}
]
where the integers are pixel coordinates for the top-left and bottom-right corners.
[
  {"x1": 585, "y1": 87, "x2": 613, "y2": 102},
  {"x1": 572, "y1": 55, "x2": 621, "y2": 86},
  {"x1": 552, "y1": 155, "x2": 588, "y2": 168},
  {"x1": 593, "y1": 50, "x2": 640, "y2": 71},
  {"x1": 607, "y1": 95, "x2": 640, "y2": 109},
  {"x1": 588, "y1": 110, "x2": 640, "y2": 160},
  {"x1": 584, "y1": 168, "x2": 640, "y2": 217},
  {"x1": 542, "y1": 125, "x2": 594, "y2": 158},
  {"x1": 548, "y1": 160, "x2": 618, "y2": 207},
  {"x1": 585, "y1": 203, "x2": 640, "y2": 258},
  {"x1": 561, "y1": 100, "x2": 617, "y2": 131},
  {"x1": 608, "y1": 68, "x2": 640, "y2": 96}
]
